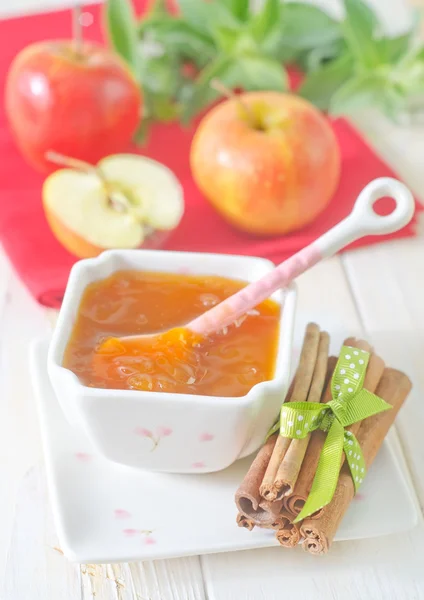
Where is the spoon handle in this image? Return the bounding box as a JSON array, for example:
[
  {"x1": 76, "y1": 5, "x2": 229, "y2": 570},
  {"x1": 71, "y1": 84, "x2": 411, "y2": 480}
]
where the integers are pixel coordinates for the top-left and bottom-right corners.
[{"x1": 189, "y1": 178, "x2": 414, "y2": 337}]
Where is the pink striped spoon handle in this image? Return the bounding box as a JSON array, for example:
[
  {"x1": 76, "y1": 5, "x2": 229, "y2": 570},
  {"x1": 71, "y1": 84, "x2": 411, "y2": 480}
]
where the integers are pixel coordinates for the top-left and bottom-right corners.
[
  {"x1": 189, "y1": 244, "x2": 321, "y2": 336},
  {"x1": 189, "y1": 178, "x2": 414, "y2": 338},
  {"x1": 189, "y1": 245, "x2": 320, "y2": 335}
]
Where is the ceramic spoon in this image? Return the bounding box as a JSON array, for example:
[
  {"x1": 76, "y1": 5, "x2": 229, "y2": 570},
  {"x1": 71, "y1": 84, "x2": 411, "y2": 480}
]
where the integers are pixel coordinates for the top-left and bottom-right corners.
[{"x1": 121, "y1": 177, "x2": 414, "y2": 343}]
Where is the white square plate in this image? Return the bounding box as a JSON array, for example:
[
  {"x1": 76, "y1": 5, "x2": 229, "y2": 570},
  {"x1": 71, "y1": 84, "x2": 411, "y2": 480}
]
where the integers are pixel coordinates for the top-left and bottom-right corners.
[{"x1": 31, "y1": 338, "x2": 418, "y2": 564}]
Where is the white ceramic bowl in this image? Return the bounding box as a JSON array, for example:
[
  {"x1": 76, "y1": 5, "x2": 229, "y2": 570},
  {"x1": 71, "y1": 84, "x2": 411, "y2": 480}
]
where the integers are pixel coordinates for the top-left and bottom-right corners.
[{"x1": 47, "y1": 249, "x2": 297, "y2": 473}]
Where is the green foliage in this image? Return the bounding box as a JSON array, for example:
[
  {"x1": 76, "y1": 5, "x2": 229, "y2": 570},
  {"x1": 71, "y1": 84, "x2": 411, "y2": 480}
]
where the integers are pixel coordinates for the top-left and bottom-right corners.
[
  {"x1": 105, "y1": 0, "x2": 140, "y2": 77},
  {"x1": 104, "y1": 0, "x2": 424, "y2": 140}
]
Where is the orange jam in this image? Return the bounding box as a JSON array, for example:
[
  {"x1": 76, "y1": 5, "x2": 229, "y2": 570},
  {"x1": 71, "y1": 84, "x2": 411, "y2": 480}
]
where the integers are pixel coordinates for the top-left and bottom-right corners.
[{"x1": 63, "y1": 270, "x2": 280, "y2": 397}]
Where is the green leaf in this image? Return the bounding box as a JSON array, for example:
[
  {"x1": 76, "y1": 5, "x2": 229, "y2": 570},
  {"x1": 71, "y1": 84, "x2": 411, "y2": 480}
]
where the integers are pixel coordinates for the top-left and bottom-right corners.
[
  {"x1": 375, "y1": 33, "x2": 411, "y2": 64},
  {"x1": 281, "y1": 3, "x2": 342, "y2": 51},
  {"x1": 330, "y1": 72, "x2": 387, "y2": 115},
  {"x1": 133, "y1": 116, "x2": 152, "y2": 145},
  {"x1": 176, "y1": 0, "x2": 240, "y2": 37},
  {"x1": 394, "y1": 45, "x2": 424, "y2": 72},
  {"x1": 344, "y1": 0, "x2": 379, "y2": 32},
  {"x1": 137, "y1": 10, "x2": 172, "y2": 31},
  {"x1": 139, "y1": 54, "x2": 182, "y2": 97},
  {"x1": 141, "y1": 85, "x2": 179, "y2": 133},
  {"x1": 213, "y1": 26, "x2": 246, "y2": 54},
  {"x1": 297, "y1": 39, "x2": 347, "y2": 72},
  {"x1": 175, "y1": 0, "x2": 212, "y2": 35},
  {"x1": 261, "y1": 39, "x2": 301, "y2": 63},
  {"x1": 105, "y1": 0, "x2": 141, "y2": 77},
  {"x1": 218, "y1": 0, "x2": 250, "y2": 21},
  {"x1": 150, "y1": 95, "x2": 180, "y2": 121},
  {"x1": 236, "y1": 56, "x2": 288, "y2": 91},
  {"x1": 300, "y1": 53, "x2": 354, "y2": 110},
  {"x1": 180, "y1": 55, "x2": 233, "y2": 123},
  {"x1": 140, "y1": 18, "x2": 215, "y2": 67},
  {"x1": 136, "y1": 83, "x2": 176, "y2": 145},
  {"x1": 327, "y1": 42, "x2": 424, "y2": 120},
  {"x1": 342, "y1": 0, "x2": 382, "y2": 69},
  {"x1": 250, "y1": 0, "x2": 282, "y2": 42},
  {"x1": 393, "y1": 46, "x2": 424, "y2": 95}
]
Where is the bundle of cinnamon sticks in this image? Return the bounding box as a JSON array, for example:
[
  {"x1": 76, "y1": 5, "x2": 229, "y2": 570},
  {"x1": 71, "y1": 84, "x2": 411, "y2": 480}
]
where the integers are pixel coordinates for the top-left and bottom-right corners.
[{"x1": 235, "y1": 323, "x2": 412, "y2": 554}]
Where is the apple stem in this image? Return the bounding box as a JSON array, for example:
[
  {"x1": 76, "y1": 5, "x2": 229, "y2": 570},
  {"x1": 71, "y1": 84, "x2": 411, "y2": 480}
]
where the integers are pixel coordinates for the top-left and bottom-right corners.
[
  {"x1": 45, "y1": 150, "x2": 129, "y2": 213},
  {"x1": 210, "y1": 79, "x2": 257, "y2": 129},
  {"x1": 46, "y1": 150, "x2": 102, "y2": 179},
  {"x1": 72, "y1": 2, "x2": 83, "y2": 57}
]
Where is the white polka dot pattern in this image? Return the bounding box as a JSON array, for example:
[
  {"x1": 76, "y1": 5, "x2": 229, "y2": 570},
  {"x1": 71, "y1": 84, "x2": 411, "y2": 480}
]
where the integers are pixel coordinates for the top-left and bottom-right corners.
[{"x1": 271, "y1": 345, "x2": 391, "y2": 523}]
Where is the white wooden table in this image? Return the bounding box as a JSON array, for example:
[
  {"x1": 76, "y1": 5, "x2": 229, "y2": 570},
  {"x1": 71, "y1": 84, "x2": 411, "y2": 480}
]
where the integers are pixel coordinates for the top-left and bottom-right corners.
[{"x1": 2, "y1": 0, "x2": 424, "y2": 598}]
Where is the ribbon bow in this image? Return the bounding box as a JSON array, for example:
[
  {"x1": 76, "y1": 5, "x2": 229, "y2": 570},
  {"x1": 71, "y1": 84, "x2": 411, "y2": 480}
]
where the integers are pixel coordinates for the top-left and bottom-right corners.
[{"x1": 268, "y1": 346, "x2": 391, "y2": 522}]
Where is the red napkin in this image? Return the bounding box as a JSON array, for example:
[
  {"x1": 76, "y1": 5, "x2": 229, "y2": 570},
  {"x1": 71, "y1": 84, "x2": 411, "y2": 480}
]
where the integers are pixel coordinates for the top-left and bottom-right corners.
[{"x1": 0, "y1": 3, "x2": 421, "y2": 307}]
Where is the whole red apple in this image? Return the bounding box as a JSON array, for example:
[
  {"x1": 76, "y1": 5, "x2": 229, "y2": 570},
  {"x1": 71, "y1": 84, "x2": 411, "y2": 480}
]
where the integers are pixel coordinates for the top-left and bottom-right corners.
[
  {"x1": 5, "y1": 41, "x2": 142, "y2": 172},
  {"x1": 190, "y1": 91, "x2": 340, "y2": 236}
]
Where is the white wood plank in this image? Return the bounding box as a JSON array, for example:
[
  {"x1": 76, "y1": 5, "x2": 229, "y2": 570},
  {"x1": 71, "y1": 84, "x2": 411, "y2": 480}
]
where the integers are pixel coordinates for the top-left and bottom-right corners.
[
  {"x1": 342, "y1": 243, "x2": 416, "y2": 333},
  {"x1": 293, "y1": 256, "x2": 363, "y2": 345},
  {"x1": 350, "y1": 111, "x2": 424, "y2": 205},
  {"x1": 371, "y1": 238, "x2": 424, "y2": 329},
  {"x1": 0, "y1": 265, "x2": 51, "y2": 577},
  {"x1": 3, "y1": 467, "x2": 81, "y2": 600},
  {"x1": 203, "y1": 527, "x2": 424, "y2": 600},
  {"x1": 343, "y1": 241, "x2": 424, "y2": 506},
  {"x1": 3, "y1": 466, "x2": 206, "y2": 600}
]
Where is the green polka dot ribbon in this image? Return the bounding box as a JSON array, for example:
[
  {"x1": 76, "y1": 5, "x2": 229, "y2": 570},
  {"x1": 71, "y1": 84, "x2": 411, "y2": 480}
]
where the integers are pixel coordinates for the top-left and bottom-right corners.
[{"x1": 267, "y1": 346, "x2": 392, "y2": 522}]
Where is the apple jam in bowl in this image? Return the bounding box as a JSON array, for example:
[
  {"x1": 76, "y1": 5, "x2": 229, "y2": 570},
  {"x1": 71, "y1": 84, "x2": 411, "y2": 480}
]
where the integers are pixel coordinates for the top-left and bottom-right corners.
[
  {"x1": 65, "y1": 272, "x2": 281, "y2": 397},
  {"x1": 48, "y1": 250, "x2": 297, "y2": 473}
]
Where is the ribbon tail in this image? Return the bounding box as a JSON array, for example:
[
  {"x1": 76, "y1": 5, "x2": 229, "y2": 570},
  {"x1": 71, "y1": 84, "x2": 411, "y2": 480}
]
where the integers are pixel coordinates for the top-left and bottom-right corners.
[
  {"x1": 343, "y1": 431, "x2": 366, "y2": 493},
  {"x1": 294, "y1": 419, "x2": 345, "y2": 523},
  {"x1": 266, "y1": 420, "x2": 280, "y2": 440},
  {"x1": 340, "y1": 388, "x2": 392, "y2": 426}
]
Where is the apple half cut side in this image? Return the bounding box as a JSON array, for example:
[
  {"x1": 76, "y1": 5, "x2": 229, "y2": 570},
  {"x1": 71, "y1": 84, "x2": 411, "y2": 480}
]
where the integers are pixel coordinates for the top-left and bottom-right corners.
[{"x1": 43, "y1": 154, "x2": 184, "y2": 259}]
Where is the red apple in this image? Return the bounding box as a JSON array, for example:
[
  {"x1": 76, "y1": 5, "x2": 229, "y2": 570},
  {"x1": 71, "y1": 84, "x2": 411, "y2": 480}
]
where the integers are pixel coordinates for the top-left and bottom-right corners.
[
  {"x1": 5, "y1": 41, "x2": 142, "y2": 172},
  {"x1": 190, "y1": 91, "x2": 341, "y2": 236}
]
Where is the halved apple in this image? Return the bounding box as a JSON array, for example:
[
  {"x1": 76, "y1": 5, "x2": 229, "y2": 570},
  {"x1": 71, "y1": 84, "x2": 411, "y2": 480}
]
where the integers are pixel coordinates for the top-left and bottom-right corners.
[{"x1": 42, "y1": 153, "x2": 184, "y2": 258}]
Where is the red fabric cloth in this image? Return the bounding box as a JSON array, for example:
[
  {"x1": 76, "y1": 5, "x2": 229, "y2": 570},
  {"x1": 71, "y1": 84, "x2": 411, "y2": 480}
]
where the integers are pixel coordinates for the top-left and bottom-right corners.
[{"x1": 0, "y1": 3, "x2": 421, "y2": 307}]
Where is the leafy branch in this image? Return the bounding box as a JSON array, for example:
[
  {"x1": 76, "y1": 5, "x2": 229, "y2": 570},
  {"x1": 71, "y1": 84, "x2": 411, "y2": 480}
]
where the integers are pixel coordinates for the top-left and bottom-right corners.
[{"x1": 104, "y1": 0, "x2": 424, "y2": 141}]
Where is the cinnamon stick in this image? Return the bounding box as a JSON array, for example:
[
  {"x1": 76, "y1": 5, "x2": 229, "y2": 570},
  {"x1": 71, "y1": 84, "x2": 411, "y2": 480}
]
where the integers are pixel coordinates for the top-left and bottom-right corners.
[
  {"x1": 301, "y1": 368, "x2": 412, "y2": 554},
  {"x1": 270, "y1": 509, "x2": 301, "y2": 547},
  {"x1": 285, "y1": 339, "x2": 384, "y2": 518},
  {"x1": 268, "y1": 509, "x2": 293, "y2": 530},
  {"x1": 283, "y1": 356, "x2": 338, "y2": 518},
  {"x1": 235, "y1": 433, "x2": 281, "y2": 526},
  {"x1": 259, "y1": 435, "x2": 292, "y2": 502},
  {"x1": 236, "y1": 513, "x2": 255, "y2": 531},
  {"x1": 275, "y1": 521, "x2": 301, "y2": 548},
  {"x1": 274, "y1": 331, "x2": 330, "y2": 499},
  {"x1": 235, "y1": 376, "x2": 297, "y2": 525},
  {"x1": 260, "y1": 323, "x2": 321, "y2": 501}
]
